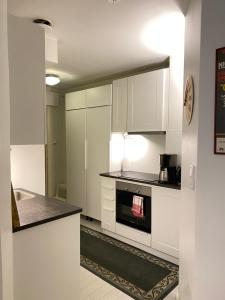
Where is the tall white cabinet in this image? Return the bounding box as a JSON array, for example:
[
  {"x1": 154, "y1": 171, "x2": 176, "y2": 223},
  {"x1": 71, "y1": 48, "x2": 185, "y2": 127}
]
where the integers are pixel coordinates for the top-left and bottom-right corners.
[
  {"x1": 66, "y1": 109, "x2": 86, "y2": 212},
  {"x1": 66, "y1": 85, "x2": 112, "y2": 220}
]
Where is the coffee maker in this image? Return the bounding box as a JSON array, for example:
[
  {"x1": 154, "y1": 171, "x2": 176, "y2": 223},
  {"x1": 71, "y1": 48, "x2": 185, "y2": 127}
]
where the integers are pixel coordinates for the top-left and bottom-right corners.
[{"x1": 159, "y1": 154, "x2": 177, "y2": 184}]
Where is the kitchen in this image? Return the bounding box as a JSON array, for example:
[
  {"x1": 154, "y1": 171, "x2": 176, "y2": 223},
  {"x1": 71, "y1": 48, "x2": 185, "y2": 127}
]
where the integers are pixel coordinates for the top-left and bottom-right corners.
[{"x1": 7, "y1": 1, "x2": 184, "y2": 299}]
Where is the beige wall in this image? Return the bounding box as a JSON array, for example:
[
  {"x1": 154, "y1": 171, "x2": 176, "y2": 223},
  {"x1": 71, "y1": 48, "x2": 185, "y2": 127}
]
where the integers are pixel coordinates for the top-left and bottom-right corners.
[
  {"x1": 8, "y1": 15, "x2": 45, "y2": 145},
  {"x1": 46, "y1": 91, "x2": 66, "y2": 197}
]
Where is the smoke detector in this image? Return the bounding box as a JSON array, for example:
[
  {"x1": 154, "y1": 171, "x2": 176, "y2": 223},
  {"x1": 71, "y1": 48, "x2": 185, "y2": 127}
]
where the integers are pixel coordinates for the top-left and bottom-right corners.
[{"x1": 33, "y1": 18, "x2": 53, "y2": 30}]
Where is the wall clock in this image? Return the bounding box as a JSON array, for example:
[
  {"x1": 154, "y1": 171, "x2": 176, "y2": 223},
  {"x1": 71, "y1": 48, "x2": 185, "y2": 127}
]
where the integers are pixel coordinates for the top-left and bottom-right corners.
[{"x1": 184, "y1": 75, "x2": 194, "y2": 125}]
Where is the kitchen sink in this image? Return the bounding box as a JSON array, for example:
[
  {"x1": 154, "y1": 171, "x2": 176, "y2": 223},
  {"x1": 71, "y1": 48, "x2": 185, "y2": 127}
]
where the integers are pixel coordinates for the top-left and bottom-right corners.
[{"x1": 14, "y1": 189, "x2": 35, "y2": 201}]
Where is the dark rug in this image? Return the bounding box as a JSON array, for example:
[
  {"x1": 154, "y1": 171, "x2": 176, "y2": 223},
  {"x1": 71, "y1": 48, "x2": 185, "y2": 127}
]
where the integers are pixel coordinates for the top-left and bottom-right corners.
[{"x1": 80, "y1": 226, "x2": 178, "y2": 300}]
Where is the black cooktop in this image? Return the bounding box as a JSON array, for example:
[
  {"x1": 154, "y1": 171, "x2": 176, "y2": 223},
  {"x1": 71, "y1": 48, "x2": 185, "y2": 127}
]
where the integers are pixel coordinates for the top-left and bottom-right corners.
[{"x1": 100, "y1": 171, "x2": 181, "y2": 190}]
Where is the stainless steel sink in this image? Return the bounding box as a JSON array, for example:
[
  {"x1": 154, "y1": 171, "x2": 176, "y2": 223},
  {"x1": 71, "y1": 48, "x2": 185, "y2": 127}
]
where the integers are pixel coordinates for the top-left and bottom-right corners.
[{"x1": 14, "y1": 189, "x2": 35, "y2": 201}]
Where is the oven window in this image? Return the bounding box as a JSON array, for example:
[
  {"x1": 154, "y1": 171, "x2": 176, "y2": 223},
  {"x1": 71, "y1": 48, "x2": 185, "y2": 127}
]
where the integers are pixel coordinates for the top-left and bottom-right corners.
[{"x1": 116, "y1": 189, "x2": 151, "y2": 233}]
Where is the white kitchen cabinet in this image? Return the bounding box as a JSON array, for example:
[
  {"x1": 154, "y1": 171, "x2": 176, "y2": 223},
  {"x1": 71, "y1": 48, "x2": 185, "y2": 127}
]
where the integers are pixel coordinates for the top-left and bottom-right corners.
[
  {"x1": 151, "y1": 186, "x2": 180, "y2": 258},
  {"x1": 66, "y1": 109, "x2": 86, "y2": 213},
  {"x1": 65, "y1": 90, "x2": 86, "y2": 110},
  {"x1": 101, "y1": 177, "x2": 116, "y2": 232},
  {"x1": 86, "y1": 107, "x2": 111, "y2": 220},
  {"x1": 86, "y1": 85, "x2": 112, "y2": 108},
  {"x1": 112, "y1": 78, "x2": 128, "y2": 132},
  {"x1": 127, "y1": 69, "x2": 169, "y2": 132},
  {"x1": 165, "y1": 57, "x2": 183, "y2": 154},
  {"x1": 8, "y1": 16, "x2": 45, "y2": 145},
  {"x1": 66, "y1": 85, "x2": 112, "y2": 220}
]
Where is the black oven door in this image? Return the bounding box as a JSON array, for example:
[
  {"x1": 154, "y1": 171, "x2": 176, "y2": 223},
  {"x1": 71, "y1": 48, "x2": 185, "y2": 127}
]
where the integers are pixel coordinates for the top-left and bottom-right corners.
[{"x1": 116, "y1": 181, "x2": 151, "y2": 234}]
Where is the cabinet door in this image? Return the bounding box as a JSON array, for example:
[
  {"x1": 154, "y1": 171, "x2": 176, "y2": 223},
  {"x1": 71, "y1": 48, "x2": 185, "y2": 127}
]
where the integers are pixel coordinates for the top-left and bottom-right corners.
[
  {"x1": 65, "y1": 90, "x2": 86, "y2": 110},
  {"x1": 152, "y1": 187, "x2": 180, "y2": 258},
  {"x1": 127, "y1": 69, "x2": 168, "y2": 132},
  {"x1": 101, "y1": 177, "x2": 116, "y2": 232},
  {"x1": 112, "y1": 78, "x2": 128, "y2": 132},
  {"x1": 66, "y1": 109, "x2": 86, "y2": 213},
  {"x1": 86, "y1": 85, "x2": 112, "y2": 108},
  {"x1": 86, "y1": 107, "x2": 111, "y2": 220}
]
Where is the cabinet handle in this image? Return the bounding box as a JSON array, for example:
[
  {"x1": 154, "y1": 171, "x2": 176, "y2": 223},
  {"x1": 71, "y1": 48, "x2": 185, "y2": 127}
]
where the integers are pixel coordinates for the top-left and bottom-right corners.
[
  {"x1": 103, "y1": 207, "x2": 114, "y2": 213},
  {"x1": 85, "y1": 139, "x2": 88, "y2": 170},
  {"x1": 103, "y1": 196, "x2": 114, "y2": 201},
  {"x1": 102, "y1": 186, "x2": 115, "y2": 191}
]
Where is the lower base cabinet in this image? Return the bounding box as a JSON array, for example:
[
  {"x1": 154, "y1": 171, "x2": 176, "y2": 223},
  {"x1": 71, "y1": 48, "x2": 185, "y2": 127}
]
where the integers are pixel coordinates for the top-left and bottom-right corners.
[
  {"x1": 101, "y1": 177, "x2": 180, "y2": 259},
  {"x1": 101, "y1": 177, "x2": 116, "y2": 232},
  {"x1": 151, "y1": 187, "x2": 180, "y2": 258}
]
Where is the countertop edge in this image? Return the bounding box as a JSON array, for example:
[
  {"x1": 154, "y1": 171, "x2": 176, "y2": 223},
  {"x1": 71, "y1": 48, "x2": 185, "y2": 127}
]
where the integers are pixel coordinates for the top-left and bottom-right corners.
[
  {"x1": 13, "y1": 208, "x2": 82, "y2": 233},
  {"x1": 100, "y1": 172, "x2": 181, "y2": 190}
]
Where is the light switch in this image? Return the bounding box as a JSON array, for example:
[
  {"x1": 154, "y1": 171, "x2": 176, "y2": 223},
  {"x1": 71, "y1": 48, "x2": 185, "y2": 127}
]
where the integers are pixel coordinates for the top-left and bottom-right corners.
[{"x1": 189, "y1": 164, "x2": 196, "y2": 190}]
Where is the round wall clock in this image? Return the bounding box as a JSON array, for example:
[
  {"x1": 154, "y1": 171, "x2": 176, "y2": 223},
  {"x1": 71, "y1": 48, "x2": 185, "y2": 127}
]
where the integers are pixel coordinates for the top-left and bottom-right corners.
[{"x1": 184, "y1": 75, "x2": 194, "y2": 125}]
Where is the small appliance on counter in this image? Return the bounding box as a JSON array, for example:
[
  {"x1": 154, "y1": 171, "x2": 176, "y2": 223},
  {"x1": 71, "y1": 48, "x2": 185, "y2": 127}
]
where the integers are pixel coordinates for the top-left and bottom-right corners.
[{"x1": 159, "y1": 154, "x2": 178, "y2": 184}]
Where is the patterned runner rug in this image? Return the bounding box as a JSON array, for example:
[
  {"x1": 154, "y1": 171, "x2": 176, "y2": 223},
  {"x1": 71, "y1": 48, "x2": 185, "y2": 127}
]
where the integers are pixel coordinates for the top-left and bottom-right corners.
[{"x1": 80, "y1": 226, "x2": 178, "y2": 300}]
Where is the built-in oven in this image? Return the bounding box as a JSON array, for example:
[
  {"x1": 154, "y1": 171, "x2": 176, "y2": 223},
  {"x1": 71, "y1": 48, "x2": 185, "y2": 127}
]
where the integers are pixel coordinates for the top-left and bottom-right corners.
[{"x1": 116, "y1": 181, "x2": 151, "y2": 234}]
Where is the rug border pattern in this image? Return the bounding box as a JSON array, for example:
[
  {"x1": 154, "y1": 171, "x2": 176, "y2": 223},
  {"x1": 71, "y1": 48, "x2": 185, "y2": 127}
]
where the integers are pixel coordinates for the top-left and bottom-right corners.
[{"x1": 81, "y1": 225, "x2": 178, "y2": 300}]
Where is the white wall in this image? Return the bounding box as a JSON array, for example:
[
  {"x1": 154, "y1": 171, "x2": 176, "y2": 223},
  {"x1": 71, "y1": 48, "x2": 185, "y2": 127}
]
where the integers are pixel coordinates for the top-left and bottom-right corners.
[
  {"x1": 46, "y1": 90, "x2": 66, "y2": 197},
  {"x1": 110, "y1": 133, "x2": 166, "y2": 174},
  {"x1": 8, "y1": 15, "x2": 45, "y2": 145},
  {"x1": 195, "y1": 0, "x2": 225, "y2": 299},
  {"x1": 0, "y1": 0, "x2": 14, "y2": 299},
  {"x1": 123, "y1": 134, "x2": 166, "y2": 174},
  {"x1": 11, "y1": 145, "x2": 46, "y2": 195},
  {"x1": 180, "y1": 0, "x2": 225, "y2": 299},
  {"x1": 179, "y1": 0, "x2": 201, "y2": 299}
]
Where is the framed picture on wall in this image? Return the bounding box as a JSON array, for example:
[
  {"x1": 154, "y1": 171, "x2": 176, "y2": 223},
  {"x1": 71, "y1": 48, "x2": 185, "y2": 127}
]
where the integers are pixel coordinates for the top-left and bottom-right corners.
[{"x1": 215, "y1": 47, "x2": 225, "y2": 154}]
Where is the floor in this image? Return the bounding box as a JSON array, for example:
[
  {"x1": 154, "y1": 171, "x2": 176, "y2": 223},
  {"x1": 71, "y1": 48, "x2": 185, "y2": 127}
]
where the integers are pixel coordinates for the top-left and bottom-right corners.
[{"x1": 80, "y1": 217, "x2": 179, "y2": 300}]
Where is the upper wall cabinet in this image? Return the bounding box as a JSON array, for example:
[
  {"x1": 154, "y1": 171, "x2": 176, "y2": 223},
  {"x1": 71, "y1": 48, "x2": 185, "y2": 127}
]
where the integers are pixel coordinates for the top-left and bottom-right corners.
[
  {"x1": 8, "y1": 16, "x2": 45, "y2": 145},
  {"x1": 65, "y1": 85, "x2": 112, "y2": 111},
  {"x1": 112, "y1": 69, "x2": 169, "y2": 133},
  {"x1": 127, "y1": 69, "x2": 169, "y2": 132},
  {"x1": 86, "y1": 85, "x2": 112, "y2": 108},
  {"x1": 112, "y1": 78, "x2": 128, "y2": 132},
  {"x1": 66, "y1": 90, "x2": 86, "y2": 110}
]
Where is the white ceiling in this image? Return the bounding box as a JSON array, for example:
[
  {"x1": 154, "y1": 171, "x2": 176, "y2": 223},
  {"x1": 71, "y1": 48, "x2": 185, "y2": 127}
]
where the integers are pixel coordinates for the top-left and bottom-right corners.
[{"x1": 8, "y1": 0, "x2": 188, "y2": 91}]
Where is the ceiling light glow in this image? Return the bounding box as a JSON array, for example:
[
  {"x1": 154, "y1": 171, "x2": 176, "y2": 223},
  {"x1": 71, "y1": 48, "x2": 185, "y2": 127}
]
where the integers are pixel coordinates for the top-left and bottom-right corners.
[
  {"x1": 141, "y1": 12, "x2": 185, "y2": 55},
  {"x1": 45, "y1": 74, "x2": 60, "y2": 86}
]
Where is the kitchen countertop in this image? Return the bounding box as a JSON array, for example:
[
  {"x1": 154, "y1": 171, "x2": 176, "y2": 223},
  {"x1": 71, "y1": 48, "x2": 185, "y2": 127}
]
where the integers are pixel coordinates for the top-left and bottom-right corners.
[
  {"x1": 13, "y1": 189, "x2": 82, "y2": 233},
  {"x1": 100, "y1": 171, "x2": 181, "y2": 190}
]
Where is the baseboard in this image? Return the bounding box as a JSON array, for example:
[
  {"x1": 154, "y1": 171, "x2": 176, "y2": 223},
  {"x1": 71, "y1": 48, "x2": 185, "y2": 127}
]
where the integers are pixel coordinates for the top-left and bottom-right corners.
[{"x1": 103, "y1": 228, "x2": 179, "y2": 265}]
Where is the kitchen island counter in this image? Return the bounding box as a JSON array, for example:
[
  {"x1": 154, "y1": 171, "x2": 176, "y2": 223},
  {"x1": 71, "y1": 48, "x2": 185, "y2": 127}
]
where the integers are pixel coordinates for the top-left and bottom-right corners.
[
  {"x1": 13, "y1": 189, "x2": 82, "y2": 232},
  {"x1": 13, "y1": 189, "x2": 81, "y2": 300}
]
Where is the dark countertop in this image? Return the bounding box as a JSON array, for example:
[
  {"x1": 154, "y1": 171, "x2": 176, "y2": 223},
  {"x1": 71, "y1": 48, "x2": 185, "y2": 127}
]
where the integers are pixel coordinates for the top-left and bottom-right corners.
[
  {"x1": 100, "y1": 171, "x2": 181, "y2": 190},
  {"x1": 13, "y1": 189, "x2": 82, "y2": 233}
]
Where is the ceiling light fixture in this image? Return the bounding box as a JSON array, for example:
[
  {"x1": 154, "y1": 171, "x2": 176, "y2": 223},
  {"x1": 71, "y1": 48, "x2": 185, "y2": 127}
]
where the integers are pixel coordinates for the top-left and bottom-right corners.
[
  {"x1": 33, "y1": 18, "x2": 53, "y2": 30},
  {"x1": 45, "y1": 74, "x2": 60, "y2": 86}
]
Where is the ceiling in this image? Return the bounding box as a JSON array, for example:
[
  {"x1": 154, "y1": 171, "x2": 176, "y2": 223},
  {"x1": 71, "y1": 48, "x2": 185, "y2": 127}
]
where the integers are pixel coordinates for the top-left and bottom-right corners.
[{"x1": 8, "y1": 0, "x2": 188, "y2": 91}]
